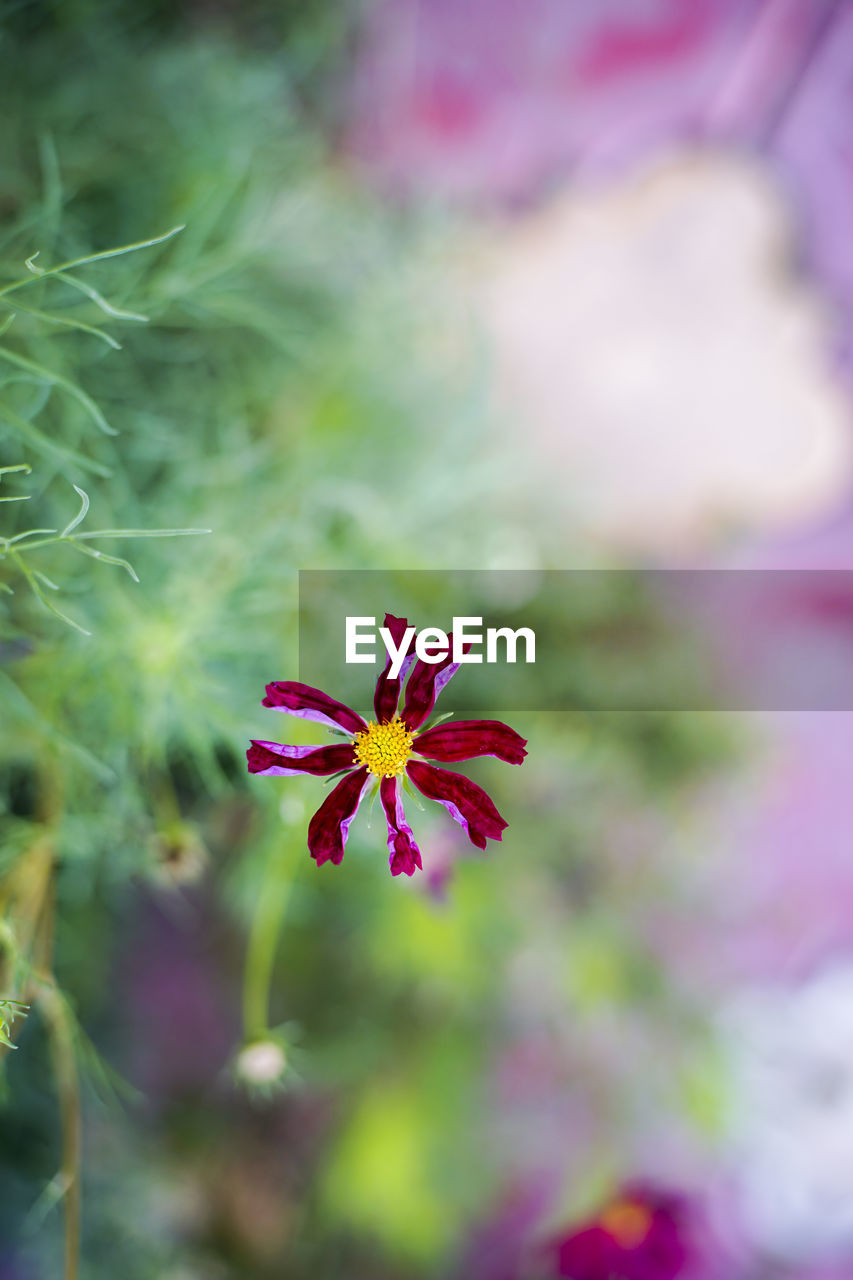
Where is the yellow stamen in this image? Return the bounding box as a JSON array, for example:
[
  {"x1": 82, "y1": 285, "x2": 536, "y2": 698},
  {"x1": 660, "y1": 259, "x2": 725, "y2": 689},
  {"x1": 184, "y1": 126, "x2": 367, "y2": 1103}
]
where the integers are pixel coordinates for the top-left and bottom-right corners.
[
  {"x1": 352, "y1": 716, "x2": 414, "y2": 778},
  {"x1": 599, "y1": 1199, "x2": 654, "y2": 1249}
]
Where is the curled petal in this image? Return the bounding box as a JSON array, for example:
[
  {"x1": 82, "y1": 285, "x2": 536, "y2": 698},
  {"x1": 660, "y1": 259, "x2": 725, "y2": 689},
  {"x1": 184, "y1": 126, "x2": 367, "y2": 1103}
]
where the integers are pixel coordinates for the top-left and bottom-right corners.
[
  {"x1": 247, "y1": 741, "x2": 356, "y2": 777},
  {"x1": 414, "y1": 720, "x2": 527, "y2": 765},
  {"x1": 262, "y1": 681, "x2": 366, "y2": 734},
  {"x1": 307, "y1": 767, "x2": 369, "y2": 866},
  {"x1": 401, "y1": 633, "x2": 470, "y2": 730},
  {"x1": 379, "y1": 776, "x2": 423, "y2": 877},
  {"x1": 374, "y1": 612, "x2": 416, "y2": 723},
  {"x1": 406, "y1": 760, "x2": 508, "y2": 850}
]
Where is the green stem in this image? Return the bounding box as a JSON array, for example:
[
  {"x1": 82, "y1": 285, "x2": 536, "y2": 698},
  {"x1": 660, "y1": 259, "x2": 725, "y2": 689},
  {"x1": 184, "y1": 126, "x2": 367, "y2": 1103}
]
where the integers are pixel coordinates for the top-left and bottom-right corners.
[
  {"x1": 242, "y1": 839, "x2": 301, "y2": 1042},
  {"x1": 40, "y1": 982, "x2": 81, "y2": 1280}
]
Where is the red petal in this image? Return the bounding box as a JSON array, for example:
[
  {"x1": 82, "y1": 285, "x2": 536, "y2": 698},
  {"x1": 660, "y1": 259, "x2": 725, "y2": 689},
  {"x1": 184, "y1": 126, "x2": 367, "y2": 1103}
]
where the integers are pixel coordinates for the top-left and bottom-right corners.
[
  {"x1": 406, "y1": 760, "x2": 508, "y2": 849},
  {"x1": 414, "y1": 720, "x2": 527, "y2": 765},
  {"x1": 307, "y1": 768, "x2": 369, "y2": 866},
  {"x1": 379, "y1": 776, "x2": 423, "y2": 876},
  {"x1": 373, "y1": 613, "x2": 416, "y2": 723},
  {"x1": 401, "y1": 632, "x2": 469, "y2": 730},
  {"x1": 262, "y1": 681, "x2": 366, "y2": 734},
  {"x1": 247, "y1": 741, "x2": 356, "y2": 776}
]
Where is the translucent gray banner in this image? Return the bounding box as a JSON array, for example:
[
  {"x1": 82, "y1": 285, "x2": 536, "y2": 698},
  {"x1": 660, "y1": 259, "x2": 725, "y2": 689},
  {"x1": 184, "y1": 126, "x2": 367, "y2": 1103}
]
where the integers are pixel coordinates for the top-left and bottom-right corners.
[{"x1": 298, "y1": 569, "x2": 853, "y2": 712}]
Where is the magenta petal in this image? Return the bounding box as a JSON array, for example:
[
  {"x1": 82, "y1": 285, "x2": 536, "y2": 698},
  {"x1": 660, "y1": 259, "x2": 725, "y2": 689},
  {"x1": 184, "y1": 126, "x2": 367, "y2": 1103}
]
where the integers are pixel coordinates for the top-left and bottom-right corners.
[
  {"x1": 414, "y1": 719, "x2": 527, "y2": 765},
  {"x1": 550, "y1": 1187, "x2": 689, "y2": 1280},
  {"x1": 379, "y1": 776, "x2": 423, "y2": 877},
  {"x1": 401, "y1": 632, "x2": 470, "y2": 730},
  {"x1": 262, "y1": 681, "x2": 366, "y2": 734},
  {"x1": 307, "y1": 767, "x2": 369, "y2": 867},
  {"x1": 373, "y1": 612, "x2": 416, "y2": 723},
  {"x1": 552, "y1": 1225, "x2": 617, "y2": 1279},
  {"x1": 247, "y1": 741, "x2": 356, "y2": 777},
  {"x1": 406, "y1": 760, "x2": 507, "y2": 850}
]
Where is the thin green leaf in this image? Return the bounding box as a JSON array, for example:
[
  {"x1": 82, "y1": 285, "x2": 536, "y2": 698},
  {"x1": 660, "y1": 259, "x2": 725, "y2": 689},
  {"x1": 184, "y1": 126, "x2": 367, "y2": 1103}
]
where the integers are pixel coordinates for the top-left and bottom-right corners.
[
  {"x1": 60, "y1": 484, "x2": 89, "y2": 537},
  {"x1": 401, "y1": 773, "x2": 425, "y2": 811},
  {"x1": 10, "y1": 549, "x2": 90, "y2": 635},
  {"x1": 68, "y1": 541, "x2": 140, "y2": 583},
  {"x1": 0, "y1": 400, "x2": 112, "y2": 478},
  {"x1": 7, "y1": 300, "x2": 121, "y2": 350},
  {"x1": 0, "y1": 345, "x2": 116, "y2": 435},
  {"x1": 29, "y1": 224, "x2": 186, "y2": 276},
  {"x1": 6, "y1": 528, "x2": 57, "y2": 544},
  {"x1": 38, "y1": 131, "x2": 62, "y2": 230},
  {"x1": 51, "y1": 271, "x2": 149, "y2": 324},
  {"x1": 323, "y1": 767, "x2": 357, "y2": 786},
  {"x1": 0, "y1": 463, "x2": 32, "y2": 477},
  {"x1": 22, "y1": 1174, "x2": 66, "y2": 1233},
  {"x1": 3, "y1": 224, "x2": 186, "y2": 299},
  {"x1": 366, "y1": 776, "x2": 382, "y2": 821},
  {"x1": 72, "y1": 526, "x2": 211, "y2": 539},
  {"x1": 0, "y1": 313, "x2": 15, "y2": 338},
  {"x1": 418, "y1": 711, "x2": 455, "y2": 733}
]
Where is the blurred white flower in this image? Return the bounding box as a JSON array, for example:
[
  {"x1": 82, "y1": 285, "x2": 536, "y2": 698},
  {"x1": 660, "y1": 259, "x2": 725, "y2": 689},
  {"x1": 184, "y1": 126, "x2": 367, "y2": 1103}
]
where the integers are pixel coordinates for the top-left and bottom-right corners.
[
  {"x1": 468, "y1": 149, "x2": 851, "y2": 553},
  {"x1": 722, "y1": 961, "x2": 853, "y2": 1263}
]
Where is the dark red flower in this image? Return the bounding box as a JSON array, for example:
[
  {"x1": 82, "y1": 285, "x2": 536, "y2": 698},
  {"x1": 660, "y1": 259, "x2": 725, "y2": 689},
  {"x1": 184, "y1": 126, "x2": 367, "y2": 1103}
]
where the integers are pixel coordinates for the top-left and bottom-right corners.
[
  {"x1": 540, "y1": 1185, "x2": 689, "y2": 1280},
  {"x1": 247, "y1": 613, "x2": 527, "y2": 876}
]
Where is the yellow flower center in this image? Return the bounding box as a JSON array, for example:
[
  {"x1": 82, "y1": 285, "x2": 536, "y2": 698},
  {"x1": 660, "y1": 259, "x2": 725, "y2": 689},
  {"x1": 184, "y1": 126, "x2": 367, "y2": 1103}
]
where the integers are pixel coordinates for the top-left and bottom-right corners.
[
  {"x1": 352, "y1": 717, "x2": 414, "y2": 778},
  {"x1": 599, "y1": 1199, "x2": 653, "y2": 1249}
]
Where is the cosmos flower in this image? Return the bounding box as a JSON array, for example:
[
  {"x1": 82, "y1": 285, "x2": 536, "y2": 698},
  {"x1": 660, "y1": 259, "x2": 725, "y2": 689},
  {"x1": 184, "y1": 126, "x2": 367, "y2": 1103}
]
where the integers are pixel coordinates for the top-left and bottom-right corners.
[
  {"x1": 538, "y1": 1185, "x2": 690, "y2": 1280},
  {"x1": 247, "y1": 613, "x2": 527, "y2": 876}
]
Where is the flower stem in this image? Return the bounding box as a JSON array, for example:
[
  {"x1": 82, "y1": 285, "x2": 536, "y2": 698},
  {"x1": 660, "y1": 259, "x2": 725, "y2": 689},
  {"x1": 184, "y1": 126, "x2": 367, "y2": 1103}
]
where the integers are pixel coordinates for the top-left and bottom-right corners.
[
  {"x1": 40, "y1": 981, "x2": 81, "y2": 1280},
  {"x1": 242, "y1": 838, "x2": 301, "y2": 1042}
]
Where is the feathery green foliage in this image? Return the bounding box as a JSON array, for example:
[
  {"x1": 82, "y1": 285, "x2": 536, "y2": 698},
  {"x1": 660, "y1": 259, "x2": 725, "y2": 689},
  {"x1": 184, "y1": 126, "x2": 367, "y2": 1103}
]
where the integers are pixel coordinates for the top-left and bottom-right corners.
[{"x1": 0, "y1": 998, "x2": 28, "y2": 1049}]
